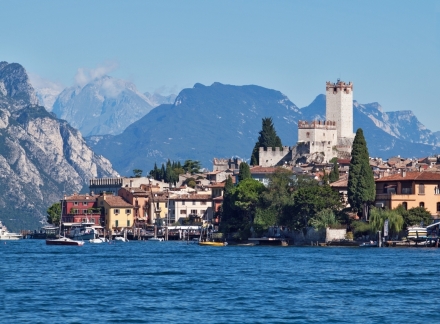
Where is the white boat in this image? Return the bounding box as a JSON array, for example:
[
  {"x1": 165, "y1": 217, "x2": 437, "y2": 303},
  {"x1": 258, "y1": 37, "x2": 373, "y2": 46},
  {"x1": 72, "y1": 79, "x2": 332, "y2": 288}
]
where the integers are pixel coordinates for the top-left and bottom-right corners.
[
  {"x1": 149, "y1": 237, "x2": 164, "y2": 241},
  {"x1": 0, "y1": 222, "x2": 22, "y2": 240},
  {"x1": 69, "y1": 222, "x2": 96, "y2": 240},
  {"x1": 46, "y1": 237, "x2": 85, "y2": 246},
  {"x1": 407, "y1": 226, "x2": 428, "y2": 241},
  {"x1": 114, "y1": 236, "x2": 128, "y2": 242},
  {"x1": 89, "y1": 238, "x2": 106, "y2": 244}
]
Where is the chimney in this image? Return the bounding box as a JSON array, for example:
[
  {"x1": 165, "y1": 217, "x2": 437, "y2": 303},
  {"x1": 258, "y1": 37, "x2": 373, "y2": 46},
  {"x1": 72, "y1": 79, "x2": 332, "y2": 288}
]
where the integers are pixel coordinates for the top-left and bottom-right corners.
[{"x1": 402, "y1": 171, "x2": 406, "y2": 178}]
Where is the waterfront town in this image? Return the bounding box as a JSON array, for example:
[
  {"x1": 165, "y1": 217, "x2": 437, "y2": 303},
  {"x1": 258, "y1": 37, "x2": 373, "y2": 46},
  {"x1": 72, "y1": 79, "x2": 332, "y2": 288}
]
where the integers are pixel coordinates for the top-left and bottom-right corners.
[{"x1": 3, "y1": 80, "x2": 440, "y2": 247}]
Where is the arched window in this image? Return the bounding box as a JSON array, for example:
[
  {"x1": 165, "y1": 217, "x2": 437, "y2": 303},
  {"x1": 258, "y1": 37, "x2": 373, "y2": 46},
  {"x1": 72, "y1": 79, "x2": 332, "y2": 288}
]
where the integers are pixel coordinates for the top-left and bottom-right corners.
[
  {"x1": 419, "y1": 202, "x2": 425, "y2": 208},
  {"x1": 402, "y1": 202, "x2": 407, "y2": 210}
]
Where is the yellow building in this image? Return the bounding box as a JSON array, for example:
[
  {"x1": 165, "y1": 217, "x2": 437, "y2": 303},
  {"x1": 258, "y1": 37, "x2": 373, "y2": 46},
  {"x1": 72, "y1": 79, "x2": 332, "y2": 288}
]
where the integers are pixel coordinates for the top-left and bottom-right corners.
[
  {"x1": 97, "y1": 194, "x2": 134, "y2": 234},
  {"x1": 375, "y1": 171, "x2": 440, "y2": 216}
]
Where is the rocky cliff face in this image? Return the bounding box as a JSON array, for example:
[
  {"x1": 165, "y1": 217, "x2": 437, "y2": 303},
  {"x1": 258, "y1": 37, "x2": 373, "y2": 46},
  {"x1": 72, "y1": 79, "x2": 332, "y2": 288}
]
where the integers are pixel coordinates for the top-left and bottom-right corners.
[
  {"x1": 0, "y1": 62, "x2": 118, "y2": 231},
  {"x1": 52, "y1": 76, "x2": 154, "y2": 136}
]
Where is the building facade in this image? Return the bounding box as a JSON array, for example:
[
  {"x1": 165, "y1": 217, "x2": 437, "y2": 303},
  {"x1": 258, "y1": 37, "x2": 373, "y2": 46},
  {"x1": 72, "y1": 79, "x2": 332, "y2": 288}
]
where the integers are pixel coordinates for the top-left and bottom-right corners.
[{"x1": 375, "y1": 171, "x2": 440, "y2": 217}]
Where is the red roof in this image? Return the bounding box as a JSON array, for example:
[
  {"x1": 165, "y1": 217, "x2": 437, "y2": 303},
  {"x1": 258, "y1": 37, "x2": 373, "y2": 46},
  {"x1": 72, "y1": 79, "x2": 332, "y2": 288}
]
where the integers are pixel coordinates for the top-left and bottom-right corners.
[
  {"x1": 375, "y1": 171, "x2": 440, "y2": 182},
  {"x1": 250, "y1": 166, "x2": 278, "y2": 174}
]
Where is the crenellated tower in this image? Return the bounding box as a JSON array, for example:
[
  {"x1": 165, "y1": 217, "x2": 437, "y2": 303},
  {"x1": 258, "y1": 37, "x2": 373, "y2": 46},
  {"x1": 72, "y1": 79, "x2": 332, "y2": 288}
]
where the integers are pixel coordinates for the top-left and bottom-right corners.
[{"x1": 325, "y1": 80, "x2": 354, "y2": 140}]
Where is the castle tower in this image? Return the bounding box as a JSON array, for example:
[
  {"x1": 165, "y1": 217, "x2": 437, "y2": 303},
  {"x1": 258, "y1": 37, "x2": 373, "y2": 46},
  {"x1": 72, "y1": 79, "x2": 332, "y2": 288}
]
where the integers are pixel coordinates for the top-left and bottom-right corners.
[{"x1": 325, "y1": 80, "x2": 354, "y2": 139}]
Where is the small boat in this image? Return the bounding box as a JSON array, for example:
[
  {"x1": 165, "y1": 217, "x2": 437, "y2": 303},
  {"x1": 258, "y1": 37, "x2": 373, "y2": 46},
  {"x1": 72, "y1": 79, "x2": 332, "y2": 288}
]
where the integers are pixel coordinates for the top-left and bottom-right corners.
[
  {"x1": 198, "y1": 241, "x2": 227, "y2": 246},
  {"x1": 0, "y1": 222, "x2": 22, "y2": 240},
  {"x1": 114, "y1": 236, "x2": 128, "y2": 242},
  {"x1": 69, "y1": 222, "x2": 96, "y2": 240},
  {"x1": 359, "y1": 241, "x2": 377, "y2": 247},
  {"x1": 149, "y1": 237, "x2": 164, "y2": 241},
  {"x1": 46, "y1": 237, "x2": 85, "y2": 246}
]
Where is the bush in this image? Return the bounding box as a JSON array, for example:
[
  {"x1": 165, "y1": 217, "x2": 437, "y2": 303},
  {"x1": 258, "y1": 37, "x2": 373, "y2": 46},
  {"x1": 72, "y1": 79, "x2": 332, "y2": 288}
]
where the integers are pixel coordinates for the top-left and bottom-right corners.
[
  {"x1": 351, "y1": 221, "x2": 371, "y2": 238},
  {"x1": 345, "y1": 232, "x2": 354, "y2": 240}
]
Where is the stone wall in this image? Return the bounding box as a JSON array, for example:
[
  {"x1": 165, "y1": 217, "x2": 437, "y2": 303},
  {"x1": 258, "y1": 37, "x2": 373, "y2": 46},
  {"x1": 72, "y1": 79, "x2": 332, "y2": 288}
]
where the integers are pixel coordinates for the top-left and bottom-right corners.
[{"x1": 259, "y1": 146, "x2": 291, "y2": 167}]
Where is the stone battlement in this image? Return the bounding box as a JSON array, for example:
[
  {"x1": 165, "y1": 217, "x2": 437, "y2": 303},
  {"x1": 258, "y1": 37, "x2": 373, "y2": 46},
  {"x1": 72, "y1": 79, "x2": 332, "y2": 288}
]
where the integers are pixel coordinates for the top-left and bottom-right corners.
[
  {"x1": 326, "y1": 80, "x2": 353, "y2": 93},
  {"x1": 298, "y1": 120, "x2": 336, "y2": 129}
]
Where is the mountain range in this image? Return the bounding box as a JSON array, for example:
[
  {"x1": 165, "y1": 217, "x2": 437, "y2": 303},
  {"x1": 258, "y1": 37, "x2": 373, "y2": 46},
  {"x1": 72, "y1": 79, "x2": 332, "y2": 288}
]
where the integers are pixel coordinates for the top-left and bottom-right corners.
[
  {"x1": 0, "y1": 62, "x2": 118, "y2": 231},
  {"x1": 85, "y1": 82, "x2": 440, "y2": 175}
]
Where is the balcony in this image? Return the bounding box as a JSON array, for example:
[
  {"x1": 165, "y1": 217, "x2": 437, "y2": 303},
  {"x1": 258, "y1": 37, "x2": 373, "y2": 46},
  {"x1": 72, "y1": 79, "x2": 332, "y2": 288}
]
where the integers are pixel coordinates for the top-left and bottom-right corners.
[{"x1": 375, "y1": 193, "x2": 416, "y2": 201}]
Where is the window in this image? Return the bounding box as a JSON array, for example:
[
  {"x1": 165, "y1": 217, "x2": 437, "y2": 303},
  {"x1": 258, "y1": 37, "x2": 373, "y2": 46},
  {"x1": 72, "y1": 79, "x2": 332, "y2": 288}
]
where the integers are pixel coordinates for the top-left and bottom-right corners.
[
  {"x1": 114, "y1": 209, "x2": 120, "y2": 214},
  {"x1": 182, "y1": 201, "x2": 185, "y2": 205},
  {"x1": 91, "y1": 219, "x2": 95, "y2": 224},
  {"x1": 115, "y1": 220, "x2": 119, "y2": 227},
  {"x1": 127, "y1": 220, "x2": 130, "y2": 227},
  {"x1": 420, "y1": 202, "x2": 425, "y2": 208},
  {"x1": 402, "y1": 187, "x2": 411, "y2": 194},
  {"x1": 383, "y1": 184, "x2": 388, "y2": 194},
  {"x1": 180, "y1": 210, "x2": 187, "y2": 215},
  {"x1": 83, "y1": 202, "x2": 87, "y2": 206},
  {"x1": 125, "y1": 209, "x2": 131, "y2": 214},
  {"x1": 192, "y1": 201, "x2": 196, "y2": 205},
  {"x1": 191, "y1": 210, "x2": 197, "y2": 214},
  {"x1": 201, "y1": 201, "x2": 207, "y2": 205},
  {"x1": 82, "y1": 218, "x2": 87, "y2": 222},
  {"x1": 419, "y1": 184, "x2": 425, "y2": 195},
  {"x1": 74, "y1": 201, "x2": 78, "y2": 206},
  {"x1": 306, "y1": 132, "x2": 310, "y2": 138},
  {"x1": 200, "y1": 210, "x2": 205, "y2": 215},
  {"x1": 83, "y1": 209, "x2": 87, "y2": 214},
  {"x1": 402, "y1": 202, "x2": 407, "y2": 210},
  {"x1": 437, "y1": 202, "x2": 440, "y2": 212},
  {"x1": 435, "y1": 186, "x2": 440, "y2": 195}
]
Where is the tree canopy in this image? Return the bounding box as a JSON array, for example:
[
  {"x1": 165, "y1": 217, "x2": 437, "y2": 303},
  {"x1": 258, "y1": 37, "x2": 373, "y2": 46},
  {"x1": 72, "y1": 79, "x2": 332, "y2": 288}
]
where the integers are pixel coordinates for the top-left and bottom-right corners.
[
  {"x1": 47, "y1": 202, "x2": 61, "y2": 226},
  {"x1": 369, "y1": 207, "x2": 404, "y2": 238},
  {"x1": 395, "y1": 205, "x2": 432, "y2": 229},
  {"x1": 238, "y1": 162, "x2": 251, "y2": 181},
  {"x1": 250, "y1": 117, "x2": 283, "y2": 165},
  {"x1": 347, "y1": 128, "x2": 375, "y2": 220}
]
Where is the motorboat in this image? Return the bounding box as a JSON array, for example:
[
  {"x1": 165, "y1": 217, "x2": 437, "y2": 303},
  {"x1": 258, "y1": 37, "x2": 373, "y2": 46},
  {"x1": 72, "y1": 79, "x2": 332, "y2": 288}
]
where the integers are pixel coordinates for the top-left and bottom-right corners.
[
  {"x1": 198, "y1": 241, "x2": 227, "y2": 246},
  {"x1": 0, "y1": 221, "x2": 22, "y2": 240},
  {"x1": 407, "y1": 226, "x2": 428, "y2": 241},
  {"x1": 149, "y1": 237, "x2": 164, "y2": 241},
  {"x1": 68, "y1": 222, "x2": 96, "y2": 240},
  {"x1": 359, "y1": 241, "x2": 377, "y2": 247},
  {"x1": 114, "y1": 236, "x2": 128, "y2": 242},
  {"x1": 89, "y1": 238, "x2": 106, "y2": 243},
  {"x1": 46, "y1": 237, "x2": 85, "y2": 246}
]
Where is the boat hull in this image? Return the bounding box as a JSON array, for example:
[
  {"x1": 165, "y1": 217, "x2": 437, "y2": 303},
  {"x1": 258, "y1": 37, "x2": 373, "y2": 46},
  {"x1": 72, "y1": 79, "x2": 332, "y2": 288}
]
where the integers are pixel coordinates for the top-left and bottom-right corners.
[
  {"x1": 46, "y1": 238, "x2": 84, "y2": 246},
  {"x1": 0, "y1": 234, "x2": 22, "y2": 240},
  {"x1": 198, "y1": 241, "x2": 227, "y2": 246}
]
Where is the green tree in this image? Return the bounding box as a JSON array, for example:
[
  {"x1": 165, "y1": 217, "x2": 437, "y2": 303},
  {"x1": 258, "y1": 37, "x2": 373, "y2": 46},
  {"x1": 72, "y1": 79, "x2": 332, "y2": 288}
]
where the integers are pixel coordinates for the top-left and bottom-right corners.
[
  {"x1": 369, "y1": 207, "x2": 404, "y2": 238},
  {"x1": 133, "y1": 169, "x2": 143, "y2": 178},
  {"x1": 255, "y1": 168, "x2": 294, "y2": 230},
  {"x1": 347, "y1": 128, "x2": 375, "y2": 220},
  {"x1": 222, "y1": 178, "x2": 265, "y2": 239},
  {"x1": 47, "y1": 202, "x2": 61, "y2": 226},
  {"x1": 309, "y1": 209, "x2": 339, "y2": 230},
  {"x1": 183, "y1": 160, "x2": 201, "y2": 174},
  {"x1": 395, "y1": 205, "x2": 432, "y2": 229},
  {"x1": 250, "y1": 117, "x2": 283, "y2": 165},
  {"x1": 286, "y1": 184, "x2": 342, "y2": 233},
  {"x1": 238, "y1": 162, "x2": 251, "y2": 181},
  {"x1": 329, "y1": 160, "x2": 339, "y2": 183}
]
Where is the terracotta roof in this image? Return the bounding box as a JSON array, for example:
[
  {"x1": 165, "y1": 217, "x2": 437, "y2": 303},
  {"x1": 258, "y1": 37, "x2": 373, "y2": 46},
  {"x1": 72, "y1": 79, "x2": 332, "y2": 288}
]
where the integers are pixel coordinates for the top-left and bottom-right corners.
[
  {"x1": 330, "y1": 178, "x2": 348, "y2": 188},
  {"x1": 104, "y1": 196, "x2": 133, "y2": 207},
  {"x1": 170, "y1": 194, "x2": 211, "y2": 201},
  {"x1": 376, "y1": 171, "x2": 440, "y2": 182},
  {"x1": 206, "y1": 182, "x2": 225, "y2": 188},
  {"x1": 338, "y1": 159, "x2": 350, "y2": 164},
  {"x1": 119, "y1": 187, "x2": 149, "y2": 195},
  {"x1": 64, "y1": 194, "x2": 98, "y2": 201},
  {"x1": 250, "y1": 166, "x2": 278, "y2": 174},
  {"x1": 213, "y1": 196, "x2": 224, "y2": 201}
]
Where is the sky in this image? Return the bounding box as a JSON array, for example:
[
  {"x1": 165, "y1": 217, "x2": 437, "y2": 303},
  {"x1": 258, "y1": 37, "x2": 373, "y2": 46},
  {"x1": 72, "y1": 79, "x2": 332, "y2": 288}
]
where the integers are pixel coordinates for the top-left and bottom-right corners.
[{"x1": 2, "y1": 0, "x2": 440, "y2": 130}]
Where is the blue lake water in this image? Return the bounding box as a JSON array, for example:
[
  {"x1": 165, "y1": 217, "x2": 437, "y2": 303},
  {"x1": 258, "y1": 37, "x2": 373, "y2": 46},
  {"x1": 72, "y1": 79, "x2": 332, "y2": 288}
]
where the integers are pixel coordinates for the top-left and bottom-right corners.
[{"x1": 2, "y1": 240, "x2": 440, "y2": 323}]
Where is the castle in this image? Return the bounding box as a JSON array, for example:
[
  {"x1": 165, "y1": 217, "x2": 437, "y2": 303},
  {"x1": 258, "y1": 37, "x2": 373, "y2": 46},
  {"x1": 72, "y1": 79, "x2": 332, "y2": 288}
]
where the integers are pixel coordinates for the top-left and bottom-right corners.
[{"x1": 259, "y1": 80, "x2": 354, "y2": 167}]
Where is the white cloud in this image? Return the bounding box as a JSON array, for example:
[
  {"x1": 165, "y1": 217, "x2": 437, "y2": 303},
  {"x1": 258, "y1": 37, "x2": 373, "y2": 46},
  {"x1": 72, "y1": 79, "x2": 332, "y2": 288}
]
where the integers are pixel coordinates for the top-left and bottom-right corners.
[{"x1": 74, "y1": 61, "x2": 119, "y2": 88}]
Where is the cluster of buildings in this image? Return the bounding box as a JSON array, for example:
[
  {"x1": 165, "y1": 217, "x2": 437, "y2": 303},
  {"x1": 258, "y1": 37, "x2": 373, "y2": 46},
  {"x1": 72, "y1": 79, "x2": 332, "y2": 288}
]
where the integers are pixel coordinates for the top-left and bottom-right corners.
[{"x1": 58, "y1": 80, "x2": 440, "y2": 235}]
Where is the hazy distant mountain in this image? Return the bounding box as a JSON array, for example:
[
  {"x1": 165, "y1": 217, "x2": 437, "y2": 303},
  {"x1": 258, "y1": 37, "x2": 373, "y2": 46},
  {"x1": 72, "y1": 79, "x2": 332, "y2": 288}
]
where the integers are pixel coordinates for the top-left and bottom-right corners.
[
  {"x1": 52, "y1": 76, "x2": 154, "y2": 136},
  {"x1": 88, "y1": 83, "x2": 440, "y2": 174},
  {"x1": 88, "y1": 82, "x2": 301, "y2": 174},
  {"x1": 0, "y1": 61, "x2": 118, "y2": 231},
  {"x1": 144, "y1": 92, "x2": 177, "y2": 107}
]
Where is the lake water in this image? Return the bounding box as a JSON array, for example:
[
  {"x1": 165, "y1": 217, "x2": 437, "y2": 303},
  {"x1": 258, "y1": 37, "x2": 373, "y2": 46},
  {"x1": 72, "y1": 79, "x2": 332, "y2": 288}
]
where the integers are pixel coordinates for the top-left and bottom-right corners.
[{"x1": 2, "y1": 240, "x2": 439, "y2": 323}]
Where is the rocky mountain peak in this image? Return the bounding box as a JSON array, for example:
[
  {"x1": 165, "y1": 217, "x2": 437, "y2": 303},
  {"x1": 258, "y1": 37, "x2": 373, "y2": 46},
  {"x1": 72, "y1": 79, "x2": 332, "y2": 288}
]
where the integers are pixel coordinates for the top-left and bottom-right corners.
[{"x1": 0, "y1": 61, "x2": 38, "y2": 106}]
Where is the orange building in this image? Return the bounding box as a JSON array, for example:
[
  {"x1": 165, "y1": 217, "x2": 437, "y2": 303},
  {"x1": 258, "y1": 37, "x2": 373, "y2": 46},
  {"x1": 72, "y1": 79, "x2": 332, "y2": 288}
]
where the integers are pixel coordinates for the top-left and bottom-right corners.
[{"x1": 375, "y1": 171, "x2": 440, "y2": 216}]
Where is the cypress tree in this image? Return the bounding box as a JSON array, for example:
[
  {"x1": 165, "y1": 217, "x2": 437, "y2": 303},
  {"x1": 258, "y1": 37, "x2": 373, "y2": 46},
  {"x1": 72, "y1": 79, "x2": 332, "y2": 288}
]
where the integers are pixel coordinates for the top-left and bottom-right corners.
[
  {"x1": 250, "y1": 117, "x2": 283, "y2": 165},
  {"x1": 159, "y1": 164, "x2": 165, "y2": 181},
  {"x1": 347, "y1": 128, "x2": 375, "y2": 220},
  {"x1": 238, "y1": 162, "x2": 251, "y2": 181},
  {"x1": 329, "y1": 160, "x2": 339, "y2": 183},
  {"x1": 220, "y1": 176, "x2": 236, "y2": 233}
]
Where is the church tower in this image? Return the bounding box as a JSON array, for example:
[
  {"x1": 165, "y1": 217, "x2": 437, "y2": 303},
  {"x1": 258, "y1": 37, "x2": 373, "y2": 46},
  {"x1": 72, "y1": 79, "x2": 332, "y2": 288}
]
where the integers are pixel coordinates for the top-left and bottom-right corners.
[{"x1": 325, "y1": 80, "x2": 354, "y2": 139}]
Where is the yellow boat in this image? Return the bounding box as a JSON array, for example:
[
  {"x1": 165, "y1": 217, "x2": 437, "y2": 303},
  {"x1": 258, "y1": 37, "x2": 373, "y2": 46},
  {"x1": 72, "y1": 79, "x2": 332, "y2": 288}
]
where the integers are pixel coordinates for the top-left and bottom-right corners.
[{"x1": 198, "y1": 241, "x2": 227, "y2": 246}]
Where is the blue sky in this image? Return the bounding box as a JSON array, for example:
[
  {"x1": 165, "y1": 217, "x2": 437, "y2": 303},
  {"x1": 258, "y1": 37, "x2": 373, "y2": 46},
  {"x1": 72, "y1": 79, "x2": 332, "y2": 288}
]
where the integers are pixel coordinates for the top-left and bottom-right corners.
[{"x1": 2, "y1": 0, "x2": 440, "y2": 130}]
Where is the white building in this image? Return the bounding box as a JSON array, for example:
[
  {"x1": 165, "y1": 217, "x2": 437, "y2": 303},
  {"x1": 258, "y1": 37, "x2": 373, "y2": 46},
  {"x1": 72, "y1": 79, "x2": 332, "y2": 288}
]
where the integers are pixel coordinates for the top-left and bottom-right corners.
[{"x1": 168, "y1": 193, "x2": 213, "y2": 223}]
